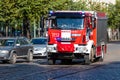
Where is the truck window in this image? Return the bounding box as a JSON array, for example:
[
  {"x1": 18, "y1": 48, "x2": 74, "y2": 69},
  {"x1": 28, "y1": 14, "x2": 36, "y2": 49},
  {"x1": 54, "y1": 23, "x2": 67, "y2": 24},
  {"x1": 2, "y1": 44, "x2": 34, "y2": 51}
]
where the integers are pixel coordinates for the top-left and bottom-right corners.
[{"x1": 51, "y1": 18, "x2": 84, "y2": 30}]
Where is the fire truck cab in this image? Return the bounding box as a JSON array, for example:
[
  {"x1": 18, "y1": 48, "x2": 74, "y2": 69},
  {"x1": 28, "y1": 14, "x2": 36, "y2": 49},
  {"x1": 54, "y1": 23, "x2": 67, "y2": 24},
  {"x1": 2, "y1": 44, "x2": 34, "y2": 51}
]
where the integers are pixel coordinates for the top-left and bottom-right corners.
[{"x1": 46, "y1": 11, "x2": 107, "y2": 64}]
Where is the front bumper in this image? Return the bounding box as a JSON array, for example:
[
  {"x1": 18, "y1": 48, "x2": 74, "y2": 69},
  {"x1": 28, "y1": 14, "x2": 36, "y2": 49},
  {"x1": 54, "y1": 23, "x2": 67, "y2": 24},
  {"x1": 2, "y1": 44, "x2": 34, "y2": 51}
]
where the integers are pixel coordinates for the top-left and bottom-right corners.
[
  {"x1": 33, "y1": 51, "x2": 47, "y2": 57},
  {"x1": 47, "y1": 44, "x2": 89, "y2": 59},
  {"x1": 47, "y1": 52, "x2": 84, "y2": 59},
  {"x1": 47, "y1": 44, "x2": 88, "y2": 53},
  {"x1": 0, "y1": 53, "x2": 10, "y2": 60}
]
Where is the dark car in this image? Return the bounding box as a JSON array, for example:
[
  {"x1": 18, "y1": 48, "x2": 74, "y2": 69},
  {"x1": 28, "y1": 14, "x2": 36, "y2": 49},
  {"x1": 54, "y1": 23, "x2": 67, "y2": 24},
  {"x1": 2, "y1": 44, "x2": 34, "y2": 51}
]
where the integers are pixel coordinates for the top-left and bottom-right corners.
[
  {"x1": 30, "y1": 37, "x2": 47, "y2": 57},
  {"x1": 0, "y1": 37, "x2": 33, "y2": 64}
]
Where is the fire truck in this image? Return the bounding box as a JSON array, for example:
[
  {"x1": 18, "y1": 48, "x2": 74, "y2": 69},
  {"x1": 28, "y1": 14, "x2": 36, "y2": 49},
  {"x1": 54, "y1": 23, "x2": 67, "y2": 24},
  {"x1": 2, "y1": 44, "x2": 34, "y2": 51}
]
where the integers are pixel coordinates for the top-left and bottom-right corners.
[{"x1": 46, "y1": 11, "x2": 107, "y2": 64}]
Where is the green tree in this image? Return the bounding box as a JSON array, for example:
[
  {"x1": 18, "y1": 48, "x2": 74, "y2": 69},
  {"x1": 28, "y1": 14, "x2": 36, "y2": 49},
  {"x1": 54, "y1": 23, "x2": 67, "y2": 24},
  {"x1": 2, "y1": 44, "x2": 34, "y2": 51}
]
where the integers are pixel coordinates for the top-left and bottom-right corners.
[
  {"x1": 107, "y1": 0, "x2": 120, "y2": 29},
  {"x1": 0, "y1": 0, "x2": 117, "y2": 38},
  {"x1": 107, "y1": 3, "x2": 116, "y2": 28},
  {"x1": 0, "y1": 0, "x2": 19, "y2": 36},
  {"x1": 114, "y1": 0, "x2": 120, "y2": 28},
  {"x1": 70, "y1": 0, "x2": 87, "y2": 10}
]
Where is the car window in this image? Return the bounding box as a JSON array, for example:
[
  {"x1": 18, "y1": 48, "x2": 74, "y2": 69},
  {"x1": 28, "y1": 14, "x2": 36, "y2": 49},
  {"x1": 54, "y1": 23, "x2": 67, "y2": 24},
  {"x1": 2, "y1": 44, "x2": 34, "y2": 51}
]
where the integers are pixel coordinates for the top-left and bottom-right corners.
[
  {"x1": 31, "y1": 38, "x2": 47, "y2": 44},
  {"x1": 0, "y1": 39, "x2": 15, "y2": 46},
  {"x1": 16, "y1": 39, "x2": 20, "y2": 44},
  {"x1": 19, "y1": 39, "x2": 24, "y2": 45},
  {"x1": 23, "y1": 39, "x2": 29, "y2": 45},
  {"x1": 19, "y1": 39, "x2": 29, "y2": 45}
]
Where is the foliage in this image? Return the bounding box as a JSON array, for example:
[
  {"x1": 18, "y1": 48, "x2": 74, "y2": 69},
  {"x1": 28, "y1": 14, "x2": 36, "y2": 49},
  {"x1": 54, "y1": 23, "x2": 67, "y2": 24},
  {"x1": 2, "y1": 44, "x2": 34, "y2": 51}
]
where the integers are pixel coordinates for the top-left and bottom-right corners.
[
  {"x1": 68, "y1": 0, "x2": 88, "y2": 10},
  {"x1": 0, "y1": 0, "x2": 119, "y2": 37},
  {"x1": 107, "y1": 0, "x2": 120, "y2": 28},
  {"x1": 114, "y1": 0, "x2": 120, "y2": 28},
  {"x1": 0, "y1": 0, "x2": 18, "y2": 23},
  {"x1": 107, "y1": 3, "x2": 116, "y2": 28}
]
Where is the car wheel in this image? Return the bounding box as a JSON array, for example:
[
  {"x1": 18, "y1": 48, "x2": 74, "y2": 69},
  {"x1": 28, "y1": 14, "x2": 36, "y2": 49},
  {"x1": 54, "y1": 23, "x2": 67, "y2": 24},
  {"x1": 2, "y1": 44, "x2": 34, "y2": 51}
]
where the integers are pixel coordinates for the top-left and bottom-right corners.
[
  {"x1": 27, "y1": 51, "x2": 33, "y2": 62},
  {"x1": 9, "y1": 53, "x2": 17, "y2": 64}
]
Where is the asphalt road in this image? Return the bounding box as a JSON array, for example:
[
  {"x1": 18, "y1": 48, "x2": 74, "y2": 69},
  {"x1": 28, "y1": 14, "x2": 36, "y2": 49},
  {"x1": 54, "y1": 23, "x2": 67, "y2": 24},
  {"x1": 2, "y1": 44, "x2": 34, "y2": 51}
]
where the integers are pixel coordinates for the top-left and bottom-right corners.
[{"x1": 0, "y1": 41, "x2": 120, "y2": 80}]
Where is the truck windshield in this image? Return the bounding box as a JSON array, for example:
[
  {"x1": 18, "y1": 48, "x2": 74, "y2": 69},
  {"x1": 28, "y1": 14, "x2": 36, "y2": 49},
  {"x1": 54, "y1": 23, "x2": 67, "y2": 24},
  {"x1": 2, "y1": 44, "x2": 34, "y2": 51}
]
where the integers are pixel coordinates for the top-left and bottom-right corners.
[{"x1": 51, "y1": 18, "x2": 84, "y2": 30}]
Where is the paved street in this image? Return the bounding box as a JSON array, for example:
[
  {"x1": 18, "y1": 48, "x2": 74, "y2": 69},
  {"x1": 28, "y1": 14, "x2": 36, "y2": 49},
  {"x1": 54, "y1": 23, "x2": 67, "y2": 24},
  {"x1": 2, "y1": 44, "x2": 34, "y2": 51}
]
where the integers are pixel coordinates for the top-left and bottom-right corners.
[{"x1": 0, "y1": 41, "x2": 120, "y2": 80}]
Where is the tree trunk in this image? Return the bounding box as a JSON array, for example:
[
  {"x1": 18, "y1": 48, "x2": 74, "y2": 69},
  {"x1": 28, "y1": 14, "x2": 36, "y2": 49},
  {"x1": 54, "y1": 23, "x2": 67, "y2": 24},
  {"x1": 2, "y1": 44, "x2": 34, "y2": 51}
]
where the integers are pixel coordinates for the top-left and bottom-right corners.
[
  {"x1": 5, "y1": 21, "x2": 9, "y2": 37},
  {"x1": 23, "y1": 16, "x2": 31, "y2": 39}
]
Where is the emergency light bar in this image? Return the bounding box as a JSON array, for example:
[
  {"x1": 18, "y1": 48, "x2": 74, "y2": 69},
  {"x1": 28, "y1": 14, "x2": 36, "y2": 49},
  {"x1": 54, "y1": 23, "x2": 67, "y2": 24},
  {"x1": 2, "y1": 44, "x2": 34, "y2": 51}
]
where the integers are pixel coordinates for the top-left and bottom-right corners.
[
  {"x1": 49, "y1": 10, "x2": 85, "y2": 14},
  {"x1": 49, "y1": 10, "x2": 85, "y2": 17}
]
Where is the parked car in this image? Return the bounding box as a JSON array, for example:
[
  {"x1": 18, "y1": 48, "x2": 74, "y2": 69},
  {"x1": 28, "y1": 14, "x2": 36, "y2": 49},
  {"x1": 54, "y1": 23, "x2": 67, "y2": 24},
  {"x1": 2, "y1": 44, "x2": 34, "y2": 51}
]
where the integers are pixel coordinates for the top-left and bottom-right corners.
[
  {"x1": 0, "y1": 37, "x2": 33, "y2": 64},
  {"x1": 30, "y1": 37, "x2": 47, "y2": 57}
]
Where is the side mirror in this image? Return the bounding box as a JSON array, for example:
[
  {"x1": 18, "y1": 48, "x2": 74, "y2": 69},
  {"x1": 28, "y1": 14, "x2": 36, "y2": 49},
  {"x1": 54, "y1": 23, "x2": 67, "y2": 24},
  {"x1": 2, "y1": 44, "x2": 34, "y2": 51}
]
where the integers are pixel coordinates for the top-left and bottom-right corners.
[
  {"x1": 92, "y1": 18, "x2": 96, "y2": 29},
  {"x1": 46, "y1": 20, "x2": 49, "y2": 28}
]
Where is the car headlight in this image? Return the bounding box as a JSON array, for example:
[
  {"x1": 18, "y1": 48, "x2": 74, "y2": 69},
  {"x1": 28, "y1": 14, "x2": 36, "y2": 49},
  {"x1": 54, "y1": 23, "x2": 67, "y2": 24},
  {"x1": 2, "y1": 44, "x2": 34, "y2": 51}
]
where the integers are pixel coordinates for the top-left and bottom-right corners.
[
  {"x1": 34, "y1": 47, "x2": 46, "y2": 51},
  {"x1": 34, "y1": 48, "x2": 39, "y2": 51},
  {"x1": 42, "y1": 47, "x2": 46, "y2": 51},
  {"x1": 1, "y1": 50, "x2": 9, "y2": 54}
]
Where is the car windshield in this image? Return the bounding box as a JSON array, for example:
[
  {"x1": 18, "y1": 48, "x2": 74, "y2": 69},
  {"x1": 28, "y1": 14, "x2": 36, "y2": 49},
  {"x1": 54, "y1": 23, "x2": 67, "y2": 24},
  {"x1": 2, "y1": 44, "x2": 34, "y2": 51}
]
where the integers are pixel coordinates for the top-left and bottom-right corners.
[
  {"x1": 0, "y1": 39, "x2": 15, "y2": 46},
  {"x1": 51, "y1": 18, "x2": 84, "y2": 30},
  {"x1": 31, "y1": 38, "x2": 47, "y2": 45}
]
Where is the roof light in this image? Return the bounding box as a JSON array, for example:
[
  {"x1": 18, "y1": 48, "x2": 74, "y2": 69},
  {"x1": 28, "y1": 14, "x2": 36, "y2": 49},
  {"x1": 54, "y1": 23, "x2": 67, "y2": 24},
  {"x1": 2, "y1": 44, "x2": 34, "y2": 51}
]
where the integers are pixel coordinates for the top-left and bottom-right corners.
[
  {"x1": 79, "y1": 11, "x2": 85, "y2": 17},
  {"x1": 48, "y1": 11, "x2": 54, "y2": 16},
  {"x1": 49, "y1": 11, "x2": 54, "y2": 14}
]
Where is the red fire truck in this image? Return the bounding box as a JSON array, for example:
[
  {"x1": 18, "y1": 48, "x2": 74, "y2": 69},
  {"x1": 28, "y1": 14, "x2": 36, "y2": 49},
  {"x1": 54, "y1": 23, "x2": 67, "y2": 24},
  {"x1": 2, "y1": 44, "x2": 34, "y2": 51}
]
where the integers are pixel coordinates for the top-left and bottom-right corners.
[{"x1": 46, "y1": 11, "x2": 107, "y2": 64}]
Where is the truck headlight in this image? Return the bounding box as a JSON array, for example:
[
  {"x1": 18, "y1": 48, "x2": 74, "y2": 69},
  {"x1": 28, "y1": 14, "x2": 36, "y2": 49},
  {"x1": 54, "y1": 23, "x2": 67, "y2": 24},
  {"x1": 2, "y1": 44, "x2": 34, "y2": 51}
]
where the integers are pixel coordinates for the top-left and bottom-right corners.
[
  {"x1": 47, "y1": 47, "x2": 55, "y2": 51},
  {"x1": 77, "y1": 47, "x2": 88, "y2": 52},
  {"x1": 48, "y1": 47, "x2": 53, "y2": 51}
]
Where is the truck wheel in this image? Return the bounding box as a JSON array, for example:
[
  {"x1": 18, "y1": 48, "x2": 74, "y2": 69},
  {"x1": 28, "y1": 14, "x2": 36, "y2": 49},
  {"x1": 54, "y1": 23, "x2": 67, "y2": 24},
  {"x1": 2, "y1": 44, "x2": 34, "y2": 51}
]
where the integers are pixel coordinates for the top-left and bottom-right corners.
[
  {"x1": 27, "y1": 51, "x2": 33, "y2": 62},
  {"x1": 9, "y1": 53, "x2": 17, "y2": 64},
  {"x1": 98, "y1": 46, "x2": 104, "y2": 62},
  {"x1": 48, "y1": 59, "x2": 56, "y2": 65},
  {"x1": 84, "y1": 54, "x2": 91, "y2": 65},
  {"x1": 84, "y1": 47, "x2": 94, "y2": 65},
  {"x1": 90, "y1": 47, "x2": 95, "y2": 62}
]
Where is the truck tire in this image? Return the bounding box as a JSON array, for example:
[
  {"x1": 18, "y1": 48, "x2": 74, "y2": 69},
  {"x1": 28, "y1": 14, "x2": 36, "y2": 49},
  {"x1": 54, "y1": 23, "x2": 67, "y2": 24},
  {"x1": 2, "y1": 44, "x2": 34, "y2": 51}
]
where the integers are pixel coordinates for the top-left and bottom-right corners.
[
  {"x1": 27, "y1": 51, "x2": 33, "y2": 62},
  {"x1": 90, "y1": 47, "x2": 95, "y2": 62},
  {"x1": 98, "y1": 46, "x2": 104, "y2": 62},
  {"x1": 9, "y1": 53, "x2": 17, "y2": 64},
  {"x1": 48, "y1": 59, "x2": 56, "y2": 65},
  {"x1": 84, "y1": 47, "x2": 94, "y2": 65},
  {"x1": 84, "y1": 54, "x2": 91, "y2": 65}
]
